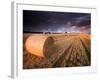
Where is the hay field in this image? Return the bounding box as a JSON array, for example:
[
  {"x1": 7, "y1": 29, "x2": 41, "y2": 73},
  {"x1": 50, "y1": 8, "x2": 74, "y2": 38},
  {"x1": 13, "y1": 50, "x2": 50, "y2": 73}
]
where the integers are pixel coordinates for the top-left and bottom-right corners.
[{"x1": 23, "y1": 33, "x2": 91, "y2": 69}]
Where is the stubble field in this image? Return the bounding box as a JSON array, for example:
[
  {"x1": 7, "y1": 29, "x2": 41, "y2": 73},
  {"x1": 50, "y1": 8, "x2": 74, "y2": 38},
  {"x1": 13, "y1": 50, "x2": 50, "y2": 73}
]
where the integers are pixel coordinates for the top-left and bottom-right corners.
[{"x1": 23, "y1": 33, "x2": 91, "y2": 69}]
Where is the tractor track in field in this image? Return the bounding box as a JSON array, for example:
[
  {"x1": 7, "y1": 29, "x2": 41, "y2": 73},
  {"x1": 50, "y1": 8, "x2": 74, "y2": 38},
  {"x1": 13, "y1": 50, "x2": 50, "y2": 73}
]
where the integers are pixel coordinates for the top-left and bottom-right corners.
[
  {"x1": 79, "y1": 37, "x2": 91, "y2": 64},
  {"x1": 51, "y1": 36, "x2": 90, "y2": 67}
]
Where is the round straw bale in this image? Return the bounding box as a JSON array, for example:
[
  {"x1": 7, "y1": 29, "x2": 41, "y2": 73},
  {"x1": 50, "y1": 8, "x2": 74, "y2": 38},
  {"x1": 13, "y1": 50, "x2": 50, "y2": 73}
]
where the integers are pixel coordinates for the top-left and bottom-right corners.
[{"x1": 25, "y1": 34, "x2": 54, "y2": 58}]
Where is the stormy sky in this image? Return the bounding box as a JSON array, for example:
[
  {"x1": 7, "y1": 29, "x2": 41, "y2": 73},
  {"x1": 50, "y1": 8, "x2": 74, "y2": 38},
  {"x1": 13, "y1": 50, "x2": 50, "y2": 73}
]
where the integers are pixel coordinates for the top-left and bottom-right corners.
[{"x1": 23, "y1": 10, "x2": 91, "y2": 33}]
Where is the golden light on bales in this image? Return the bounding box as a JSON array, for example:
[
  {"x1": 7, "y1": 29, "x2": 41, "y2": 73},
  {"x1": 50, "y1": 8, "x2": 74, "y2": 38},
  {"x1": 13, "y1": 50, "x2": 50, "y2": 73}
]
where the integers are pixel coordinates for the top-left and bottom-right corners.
[{"x1": 25, "y1": 34, "x2": 54, "y2": 57}]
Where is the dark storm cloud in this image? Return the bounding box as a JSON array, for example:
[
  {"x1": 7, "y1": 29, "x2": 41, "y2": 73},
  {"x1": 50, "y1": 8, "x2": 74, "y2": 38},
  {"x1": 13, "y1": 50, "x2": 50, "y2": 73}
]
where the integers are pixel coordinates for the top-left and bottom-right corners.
[
  {"x1": 71, "y1": 15, "x2": 91, "y2": 27},
  {"x1": 23, "y1": 10, "x2": 91, "y2": 33}
]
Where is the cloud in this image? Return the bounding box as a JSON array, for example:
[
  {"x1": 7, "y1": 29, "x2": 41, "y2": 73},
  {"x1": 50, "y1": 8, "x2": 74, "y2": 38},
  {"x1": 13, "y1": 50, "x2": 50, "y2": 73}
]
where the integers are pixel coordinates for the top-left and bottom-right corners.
[{"x1": 71, "y1": 15, "x2": 91, "y2": 27}]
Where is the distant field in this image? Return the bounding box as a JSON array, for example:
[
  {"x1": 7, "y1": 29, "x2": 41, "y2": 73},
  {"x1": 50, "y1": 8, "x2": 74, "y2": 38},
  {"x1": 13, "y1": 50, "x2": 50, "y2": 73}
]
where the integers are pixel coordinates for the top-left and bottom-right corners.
[{"x1": 23, "y1": 33, "x2": 91, "y2": 69}]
